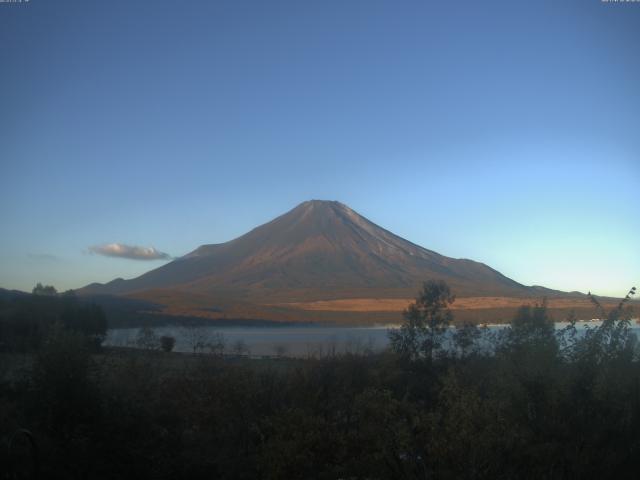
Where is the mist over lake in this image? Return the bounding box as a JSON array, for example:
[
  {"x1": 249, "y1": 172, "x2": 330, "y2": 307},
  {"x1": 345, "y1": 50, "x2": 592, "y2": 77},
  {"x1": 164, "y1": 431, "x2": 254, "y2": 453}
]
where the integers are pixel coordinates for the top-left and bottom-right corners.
[{"x1": 105, "y1": 321, "x2": 640, "y2": 357}]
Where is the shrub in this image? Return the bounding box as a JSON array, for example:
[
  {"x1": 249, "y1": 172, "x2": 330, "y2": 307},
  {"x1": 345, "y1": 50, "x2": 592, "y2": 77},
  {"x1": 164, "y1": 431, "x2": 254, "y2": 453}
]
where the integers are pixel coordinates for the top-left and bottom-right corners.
[{"x1": 160, "y1": 335, "x2": 176, "y2": 353}]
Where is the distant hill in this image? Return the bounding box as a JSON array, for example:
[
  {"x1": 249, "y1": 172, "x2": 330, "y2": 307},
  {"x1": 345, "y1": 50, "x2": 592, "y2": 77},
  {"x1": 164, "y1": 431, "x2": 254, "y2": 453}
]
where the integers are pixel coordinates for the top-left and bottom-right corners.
[
  {"x1": 80, "y1": 200, "x2": 592, "y2": 324},
  {"x1": 0, "y1": 288, "x2": 30, "y2": 301}
]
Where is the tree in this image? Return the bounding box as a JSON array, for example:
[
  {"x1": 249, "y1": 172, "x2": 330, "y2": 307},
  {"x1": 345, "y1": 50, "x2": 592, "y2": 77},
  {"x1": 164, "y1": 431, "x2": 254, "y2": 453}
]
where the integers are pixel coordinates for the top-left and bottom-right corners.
[
  {"x1": 32, "y1": 283, "x2": 57, "y2": 296},
  {"x1": 232, "y1": 338, "x2": 249, "y2": 357},
  {"x1": 207, "y1": 332, "x2": 226, "y2": 356},
  {"x1": 453, "y1": 321, "x2": 481, "y2": 358},
  {"x1": 60, "y1": 301, "x2": 107, "y2": 349},
  {"x1": 135, "y1": 326, "x2": 159, "y2": 350},
  {"x1": 388, "y1": 280, "x2": 455, "y2": 361},
  {"x1": 183, "y1": 325, "x2": 211, "y2": 354},
  {"x1": 0, "y1": 291, "x2": 107, "y2": 352},
  {"x1": 160, "y1": 335, "x2": 176, "y2": 353},
  {"x1": 500, "y1": 300, "x2": 558, "y2": 359}
]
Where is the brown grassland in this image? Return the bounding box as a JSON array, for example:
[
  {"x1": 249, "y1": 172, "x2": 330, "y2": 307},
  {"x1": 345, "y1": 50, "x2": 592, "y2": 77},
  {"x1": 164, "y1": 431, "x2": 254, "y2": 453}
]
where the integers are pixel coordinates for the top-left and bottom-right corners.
[{"x1": 124, "y1": 288, "x2": 624, "y2": 325}]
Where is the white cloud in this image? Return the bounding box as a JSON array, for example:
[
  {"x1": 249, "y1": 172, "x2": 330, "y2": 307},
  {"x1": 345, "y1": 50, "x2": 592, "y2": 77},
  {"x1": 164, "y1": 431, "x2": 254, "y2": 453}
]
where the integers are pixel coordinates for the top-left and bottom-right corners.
[{"x1": 88, "y1": 243, "x2": 172, "y2": 261}]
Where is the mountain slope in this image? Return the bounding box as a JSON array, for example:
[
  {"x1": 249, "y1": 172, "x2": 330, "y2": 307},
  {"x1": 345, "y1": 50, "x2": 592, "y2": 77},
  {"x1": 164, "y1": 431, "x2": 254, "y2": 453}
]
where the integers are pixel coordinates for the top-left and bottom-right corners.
[{"x1": 82, "y1": 200, "x2": 534, "y2": 300}]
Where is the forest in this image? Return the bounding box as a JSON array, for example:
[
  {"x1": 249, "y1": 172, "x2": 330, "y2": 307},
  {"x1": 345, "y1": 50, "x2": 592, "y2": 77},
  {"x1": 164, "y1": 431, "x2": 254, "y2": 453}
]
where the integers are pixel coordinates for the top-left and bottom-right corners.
[{"x1": 1, "y1": 282, "x2": 639, "y2": 479}]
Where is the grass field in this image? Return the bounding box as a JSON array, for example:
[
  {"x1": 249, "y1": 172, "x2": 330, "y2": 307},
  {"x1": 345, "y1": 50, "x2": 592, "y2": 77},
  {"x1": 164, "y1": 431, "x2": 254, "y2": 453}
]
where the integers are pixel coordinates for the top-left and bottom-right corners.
[{"x1": 120, "y1": 288, "x2": 625, "y2": 325}]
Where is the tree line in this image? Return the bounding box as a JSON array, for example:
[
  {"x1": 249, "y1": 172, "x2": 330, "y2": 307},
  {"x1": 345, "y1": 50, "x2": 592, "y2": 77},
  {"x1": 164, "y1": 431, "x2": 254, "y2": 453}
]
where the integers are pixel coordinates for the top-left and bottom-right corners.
[
  {"x1": 0, "y1": 281, "x2": 638, "y2": 479},
  {"x1": 0, "y1": 285, "x2": 107, "y2": 352}
]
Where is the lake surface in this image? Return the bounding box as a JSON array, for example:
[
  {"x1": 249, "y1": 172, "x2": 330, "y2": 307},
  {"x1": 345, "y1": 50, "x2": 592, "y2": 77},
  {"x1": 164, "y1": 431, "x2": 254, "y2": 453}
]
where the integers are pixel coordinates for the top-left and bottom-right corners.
[{"x1": 105, "y1": 320, "x2": 640, "y2": 357}]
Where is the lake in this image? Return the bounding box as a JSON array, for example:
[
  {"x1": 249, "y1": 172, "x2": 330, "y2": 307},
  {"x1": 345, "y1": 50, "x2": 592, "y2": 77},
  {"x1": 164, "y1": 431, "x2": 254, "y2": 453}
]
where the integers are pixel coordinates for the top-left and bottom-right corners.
[{"x1": 105, "y1": 320, "x2": 640, "y2": 357}]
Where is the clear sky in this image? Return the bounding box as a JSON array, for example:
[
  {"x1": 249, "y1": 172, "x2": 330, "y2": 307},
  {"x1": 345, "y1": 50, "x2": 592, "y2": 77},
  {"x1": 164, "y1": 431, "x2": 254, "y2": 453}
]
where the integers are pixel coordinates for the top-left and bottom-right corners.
[{"x1": 1, "y1": 0, "x2": 638, "y2": 297}]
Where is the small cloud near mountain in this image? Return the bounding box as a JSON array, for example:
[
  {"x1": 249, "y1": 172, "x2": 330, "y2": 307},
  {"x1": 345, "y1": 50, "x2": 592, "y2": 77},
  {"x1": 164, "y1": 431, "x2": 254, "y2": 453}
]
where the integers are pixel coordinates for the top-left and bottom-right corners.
[{"x1": 88, "y1": 243, "x2": 172, "y2": 261}]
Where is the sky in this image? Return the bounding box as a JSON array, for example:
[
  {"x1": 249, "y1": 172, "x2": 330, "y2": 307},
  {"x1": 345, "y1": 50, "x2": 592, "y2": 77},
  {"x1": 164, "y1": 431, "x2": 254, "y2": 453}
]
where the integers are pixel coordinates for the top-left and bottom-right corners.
[{"x1": 1, "y1": 0, "x2": 638, "y2": 297}]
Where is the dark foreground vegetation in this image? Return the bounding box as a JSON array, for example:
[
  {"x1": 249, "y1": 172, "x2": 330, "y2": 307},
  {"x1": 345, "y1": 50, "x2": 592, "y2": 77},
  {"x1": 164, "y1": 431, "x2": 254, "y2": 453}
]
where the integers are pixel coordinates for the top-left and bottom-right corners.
[{"x1": 1, "y1": 283, "x2": 639, "y2": 479}]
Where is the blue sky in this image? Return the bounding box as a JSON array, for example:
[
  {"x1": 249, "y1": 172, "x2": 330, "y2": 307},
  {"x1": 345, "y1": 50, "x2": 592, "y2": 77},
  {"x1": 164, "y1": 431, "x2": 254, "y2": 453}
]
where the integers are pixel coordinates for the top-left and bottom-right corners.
[{"x1": 1, "y1": 0, "x2": 638, "y2": 297}]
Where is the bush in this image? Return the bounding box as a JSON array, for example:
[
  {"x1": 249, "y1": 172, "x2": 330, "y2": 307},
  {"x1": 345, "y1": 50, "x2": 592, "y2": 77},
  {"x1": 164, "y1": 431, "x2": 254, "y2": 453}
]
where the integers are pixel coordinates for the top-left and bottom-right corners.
[{"x1": 160, "y1": 335, "x2": 176, "y2": 353}]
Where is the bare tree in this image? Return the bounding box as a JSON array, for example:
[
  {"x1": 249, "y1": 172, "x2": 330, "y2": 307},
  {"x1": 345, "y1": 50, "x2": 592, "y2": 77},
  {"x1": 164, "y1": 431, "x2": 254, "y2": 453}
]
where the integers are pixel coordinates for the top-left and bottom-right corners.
[
  {"x1": 232, "y1": 338, "x2": 249, "y2": 357},
  {"x1": 183, "y1": 325, "x2": 211, "y2": 355},
  {"x1": 207, "y1": 332, "x2": 226, "y2": 357},
  {"x1": 135, "y1": 326, "x2": 159, "y2": 350}
]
